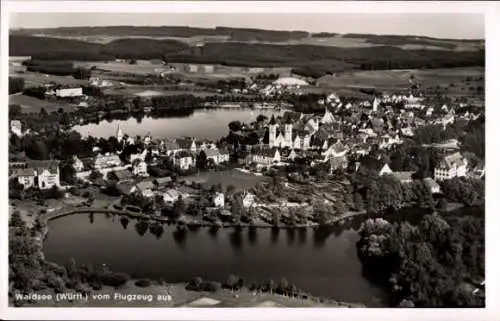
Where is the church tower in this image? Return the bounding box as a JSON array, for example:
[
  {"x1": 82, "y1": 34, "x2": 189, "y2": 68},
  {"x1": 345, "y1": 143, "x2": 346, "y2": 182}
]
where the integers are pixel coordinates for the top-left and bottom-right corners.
[
  {"x1": 116, "y1": 125, "x2": 124, "y2": 142},
  {"x1": 269, "y1": 124, "x2": 278, "y2": 148},
  {"x1": 284, "y1": 123, "x2": 293, "y2": 147},
  {"x1": 372, "y1": 98, "x2": 379, "y2": 112}
]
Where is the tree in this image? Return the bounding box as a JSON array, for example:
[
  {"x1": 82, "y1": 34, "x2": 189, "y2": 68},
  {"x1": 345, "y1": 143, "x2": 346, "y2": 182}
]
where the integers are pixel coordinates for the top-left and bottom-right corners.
[
  {"x1": 228, "y1": 121, "x2": 242, "y2": 132},
  {"x1": 226, "y1": 274, "x2": 239, "y2": 292},
  {"x1": 60, "y1": 163, "x2": 77, "y2": 185},
  {"x1": 196, "y1": 150, "x2": 207, "y2": 170},
  {"x1": 73, "y1": 67, "x2": 91, "y2": 80},
  {"x1": 172, "y1": 195, "x2": 186, "y2": 219},
  {"x1": 89, "y1": 170, "x2": 103, "y2": 181},
  {"x1": 278, "y1": 278, "x2": 289, "y2": 294},
  {"x1": 9, "y1": 77, "x2": 25, "y2": 94}
]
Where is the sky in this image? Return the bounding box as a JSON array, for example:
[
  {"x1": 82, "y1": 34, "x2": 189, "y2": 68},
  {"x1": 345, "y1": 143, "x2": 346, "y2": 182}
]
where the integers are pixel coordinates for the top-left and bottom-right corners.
[{"x1": 9, "y1": 13, "x2": 484, "y2": 39}]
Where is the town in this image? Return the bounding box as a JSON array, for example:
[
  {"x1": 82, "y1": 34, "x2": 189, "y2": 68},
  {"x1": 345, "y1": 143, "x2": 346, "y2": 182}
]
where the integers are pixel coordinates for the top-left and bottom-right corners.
[{"x1": 7, "y1": 21, "x2": 485, "y2": 310}]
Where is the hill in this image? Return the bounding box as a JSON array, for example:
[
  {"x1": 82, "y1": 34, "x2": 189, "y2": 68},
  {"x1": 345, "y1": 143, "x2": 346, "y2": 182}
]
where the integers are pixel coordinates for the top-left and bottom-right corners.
[{"x1": 9, "y1": 35, "x2": 485, "y2": 78}]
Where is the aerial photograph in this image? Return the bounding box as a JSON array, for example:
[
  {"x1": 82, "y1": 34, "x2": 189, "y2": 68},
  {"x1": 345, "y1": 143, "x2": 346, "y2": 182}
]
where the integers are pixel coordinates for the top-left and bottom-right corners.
[{"x1": 7, "y1": 10, "x2": 485, "y2": 309}]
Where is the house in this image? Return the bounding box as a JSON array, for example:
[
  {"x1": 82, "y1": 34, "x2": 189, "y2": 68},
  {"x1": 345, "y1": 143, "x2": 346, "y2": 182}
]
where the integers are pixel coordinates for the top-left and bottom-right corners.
[
  {"x1": 113, "y1": 169, "x2": 134, "y2": 182},
  {"x1": 392, "y1": 171, "x2": 414, "y2": 184},
  {"x1": 161, "y1": 140, "x2": 182, "y2": 156},
  {"x1": 176, "y1": 137, "x2": 197, "y2": 153},
  {"x1": 434, "y1": 152, "x2": 468, "y2": 181},
  {"x1": 55, "y1": 87, "x2": 83, "y2": 98},
  {"x1": 322, "y1": 142, "x2": 347, "y2": 159},
  {"x1": 441, "y1": 113, "x2": 455, "y2": 128},
  {"x1": 10, "y1": 120, "x2": 22, "y2": 137},
  {"x1": 162, "y1": 189, "x2": 181, "y2": 203},
  {"x1": 130, "y1": 149, "x2": 148, "y2": 163},
  {"x1": 117, "y1": 181, "x2": 137, "y2": 195},
  {"x1": 72, "y1": 155, "x2": 85, "y2": 172},
  {"x1": 11, "y1": 168, "x2": 36, "y2": 189},
  {"x1": 132, "y1": 161, "x2": 149, "y2": 177},
  {"x1": 134, "y1": 181, "x2": 155, "y2": 198},
  {"x1": 471, "y1": 162, "x2": 485, "y2": 179},
  {"x1": 150, "y1": 176, "x2": 171, "y2": 189},
  {"x1": 424, "y1": 178, "x2": 442, "y2": 194},
  {"x1": 242, "y1": 192, "x2": 256, "y2": 208},
  {"x1": 204, "y1": 148, "x2": 230, "y2": 165},
  {"x1": 283, "y1": 149, "x2": 298, "y2": 161},
  {"x1": 248, "y1": 147, "x2": 281, "y2": 165},
  {"x1": 11, "y1": 160, "x2": 61, "y2": 190},
  {"x1": 213, "y1": 192, "x2": 225, "y2": 208},
  {"x1": 356, "y1": 158, "x2": 392, "y2": 176},
  {"x1": 94, "y1": 154, "x2": 122, "y2": 169},
  {"x1": 173, "y1": 151, "x2": 194, "y2": 170},
  {"x1": 329, "y1": 155, "x2": 348, "y2": 173},
  {"x1": 321, "y1": 108, "x2": 335, "y2": 124}
]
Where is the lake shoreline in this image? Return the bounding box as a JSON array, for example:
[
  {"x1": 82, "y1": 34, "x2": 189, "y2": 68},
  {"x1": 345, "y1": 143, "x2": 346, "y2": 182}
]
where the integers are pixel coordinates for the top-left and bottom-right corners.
[{"x1": 22, "y1": 212, "x2": 367, "y2": 308}]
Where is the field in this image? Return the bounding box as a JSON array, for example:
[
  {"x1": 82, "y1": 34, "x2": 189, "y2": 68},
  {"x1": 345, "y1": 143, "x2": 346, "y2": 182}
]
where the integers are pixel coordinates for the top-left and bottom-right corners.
[
  {"x1": 22, "y1": 33, "x2": 481, "y2": 52},
  {"x1": 184, "y1": 169, "x2": 269, "y2": 191},
  {"x1": 9, "y1": 94, "x2": 76, "y2": 113},
  {"x1": 103, "y1": 87, "x2": 217, "y2": 98},
  {"x1": 9, "y1": 70, "x2": 89, "y2": 87},
  {"x1": 317, "y1": 67, "x2": 484, "y2": 96}
]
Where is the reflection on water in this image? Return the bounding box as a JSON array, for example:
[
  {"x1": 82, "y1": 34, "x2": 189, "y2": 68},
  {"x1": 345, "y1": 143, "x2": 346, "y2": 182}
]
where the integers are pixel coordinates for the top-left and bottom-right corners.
[
  {"x1": 73, "y1": 109, "x2": 281, "y2": 141},
  {"x1": 44, "y1": 213, "x2": 393, "y2": 306}
]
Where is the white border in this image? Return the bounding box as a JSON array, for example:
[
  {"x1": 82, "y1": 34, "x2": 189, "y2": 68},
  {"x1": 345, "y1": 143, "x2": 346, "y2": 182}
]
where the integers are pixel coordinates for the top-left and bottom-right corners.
[{"x1": 1, "y1": 2, "x2": 499, "y2": 320}]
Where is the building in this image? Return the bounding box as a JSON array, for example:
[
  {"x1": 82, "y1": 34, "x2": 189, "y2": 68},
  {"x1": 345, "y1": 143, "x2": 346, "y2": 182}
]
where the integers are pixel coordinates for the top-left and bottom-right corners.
[
  {"x1": 322, "y1": 142, "x2": 348, "y2": 160},
  {"x1": 163, "y1": 189, "x2": 181, "y2": 203},
  {"x1": 424, "y1": 177, "x2": 442, "y2": 194},
  {"x1": 132, "y1": 161, "x2": 149, "y2": 177},
  {"x1": 10, "y1": 120, "x2": 22, "y2": 137},
  {"x1": 356, "y1": 158, "x2": 392, "y2": 176},
  {"x1": 173, "y1": 151, "x2": 194, "y2": 170},
  {"x1": 204, "y1": 148, "x2": 230, "y2": 165},
  {"x1": 184, "y1": 64, "x2": 199, "y2": 73},
  {"x1": 434, "y1": 152, "x2": 468, "y2": 181},
  {"x1": 392, "y1": 171, "x2": 414, "y2": 184},
  {"x1": 55, "y1": 87, "x2": 83, "y2": 98},
  {"x1": 321, "y1": 108, "x2": 335, "y2": 124},
  {"x1": 11, "y1": 160, "x2": 61, "y2": 190},
  {"x1": 176, "y1": 137, "x2": 197, "y2": 153},
  {"x1": 11, "y1": 168, "x2": 36, "y2": 189},
  {"x1": 273, "y1": 77, "x2": 309, "y2": 87},
  {"x1": 213, "y1": 192, "x2": 225, "y2": 208},
  {"x1": 248, "y1": 147, "x2": 281, "y2": 165},
  {"x1": 94, "y1": 154, "x2": 122, "y2": 169},
  {"x1": 72, "y1": 156, "x2": 85, "y2": 172},
  {"x1": 242, "y1": 192, "x2": 256, "y2": 208},
  {"x1": 130, "y1": 149, "x2": 148, "y2": 163},
  {"x1": 134, "y1": 181, "x2": 155, "y2": 198}
]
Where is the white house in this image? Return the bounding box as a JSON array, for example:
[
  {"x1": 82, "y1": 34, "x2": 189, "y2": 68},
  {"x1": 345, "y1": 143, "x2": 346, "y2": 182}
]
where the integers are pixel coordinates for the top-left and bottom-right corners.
[
  {"x1": 249, "y1": 148, "x2": 281, "y2": 165},
  {"x1": 11, "y1": 160, "x2": 61, "y2": 190},
  {"x1": 213, "y1": 192, "x2": 225, "y2": 208},
  {"x1": 163, "y1": 189, "x2": 181, "y2": 203},
  {"x1": 72, "y1": 156, "x2": 85, "y2": 172},
  {"x1": 10, "y1": 120, "x2": 23, "y2": 137},
  {"x1": 56, "y1": 87, "x2": 83, "y2": 98},
  {"x1": 242, "y1": 192, "x2": 256, "y2": 208},
  {"x1": 173, "y1": 151, "x2": 194, "y2": 170},
  {"x1": 132, "y1": 161, "x2": 149, "y2": 177},
  {"x1": 204, "y1": 148, "x2": 230, "y2": 165},
  {"x1": 322, "y1": 142, "x2": 347, "y2": 159},
  {"x1": 94, "y1": 154, "x2": 122, "y2": 169},
  {"x1": 434, "y1": 152, "x2": 468, "y2": 181}
]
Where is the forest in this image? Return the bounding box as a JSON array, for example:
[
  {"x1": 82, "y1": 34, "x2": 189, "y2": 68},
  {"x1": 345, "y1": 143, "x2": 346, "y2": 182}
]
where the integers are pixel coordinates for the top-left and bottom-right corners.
[
  {"x1": 10, "y1": 35, "x2": 485, "y2": 78},
  {"x1": 357, "y1": 214, "x2": 484, "y2": 307}
]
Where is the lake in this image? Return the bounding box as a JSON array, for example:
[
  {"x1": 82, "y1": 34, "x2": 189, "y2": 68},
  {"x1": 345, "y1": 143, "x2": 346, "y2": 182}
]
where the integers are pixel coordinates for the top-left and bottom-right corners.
[
  {"x1": 43, "y1": 214, "x2": 388, "y2": 306},
  {"x1": 72, "y1": 109, "x2": 281, "y2": 141}
]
